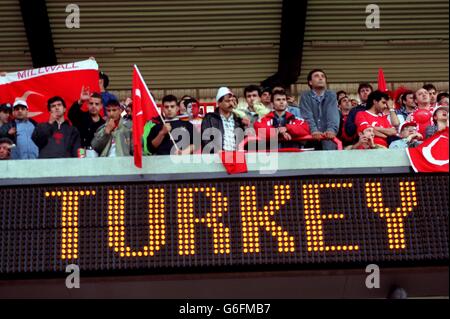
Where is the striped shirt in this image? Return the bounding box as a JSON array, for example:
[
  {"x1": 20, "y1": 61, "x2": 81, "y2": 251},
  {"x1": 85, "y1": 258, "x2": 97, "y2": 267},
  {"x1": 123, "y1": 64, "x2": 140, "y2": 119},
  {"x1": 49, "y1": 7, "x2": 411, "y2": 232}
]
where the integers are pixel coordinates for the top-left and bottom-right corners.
[{"x1": 220, "y1": 114, "x2": 236, "y2": 151}]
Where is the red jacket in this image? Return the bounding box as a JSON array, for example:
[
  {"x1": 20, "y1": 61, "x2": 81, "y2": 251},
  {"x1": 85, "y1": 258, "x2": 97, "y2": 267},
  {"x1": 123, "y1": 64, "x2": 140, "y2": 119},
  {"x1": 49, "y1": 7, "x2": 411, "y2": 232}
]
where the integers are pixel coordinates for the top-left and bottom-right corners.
[{"x1": 254, "y1": 111, "x2": 310, "y2": 140}]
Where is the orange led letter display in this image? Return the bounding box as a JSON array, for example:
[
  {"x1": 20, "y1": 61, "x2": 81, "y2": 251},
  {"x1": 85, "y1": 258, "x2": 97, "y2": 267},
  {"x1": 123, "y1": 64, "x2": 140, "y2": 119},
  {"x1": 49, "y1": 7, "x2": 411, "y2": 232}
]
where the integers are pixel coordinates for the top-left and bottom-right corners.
[
  {"x1": 177, "y1": 187, "x2": 231, "y2": 256},
  {"x1": 365, "y1": 181, "x2": 417, "y2": 250},
  {"x1": 302, "y1": 183, "x2": 359, "y2": 252},
  {"x1": 108, "y1": 188, "x2": 166, "y2": 257},
  {"x1": 46, "y1": 190, "x2": 96, "y2": 260},
  {"x1": 240, "y1": 184, "x2": 295, "y2": 254}
]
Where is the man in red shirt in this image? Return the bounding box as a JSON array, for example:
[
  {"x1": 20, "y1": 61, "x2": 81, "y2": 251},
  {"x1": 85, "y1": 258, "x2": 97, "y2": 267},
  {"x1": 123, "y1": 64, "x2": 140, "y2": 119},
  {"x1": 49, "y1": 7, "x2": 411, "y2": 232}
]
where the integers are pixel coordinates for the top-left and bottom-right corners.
[
  {"x1": 408, "y1": 88, "x2": 433, "y2": 136},
  {"x1": 254, "y1": 89, "x2": 310, "y2": 150},
  {"x1": 355, "y1": 91, "x2": 397, "y2": 148}
]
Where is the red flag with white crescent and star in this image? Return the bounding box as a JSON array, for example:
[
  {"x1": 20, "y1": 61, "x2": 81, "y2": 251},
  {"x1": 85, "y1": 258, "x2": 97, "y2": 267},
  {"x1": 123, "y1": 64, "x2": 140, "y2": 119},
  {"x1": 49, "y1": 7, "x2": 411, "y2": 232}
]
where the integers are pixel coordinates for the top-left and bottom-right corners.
[
  {"x1": 132, "y1": 65, "x2": 160, "y2": 168},
  {"x1": 407, "y1": 127, "x2": 449, "y2": 173},
  {"x1": 0, "y1": 59, "x2": 100, "y2": 123}
]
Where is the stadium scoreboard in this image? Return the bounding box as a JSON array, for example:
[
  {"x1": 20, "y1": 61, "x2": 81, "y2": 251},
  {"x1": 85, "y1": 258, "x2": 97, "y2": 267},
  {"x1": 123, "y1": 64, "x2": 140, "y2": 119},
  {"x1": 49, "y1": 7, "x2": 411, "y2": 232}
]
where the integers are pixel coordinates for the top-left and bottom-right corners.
[{"x1": 0, "y1": 174, "x2": 448, "y2": 275}]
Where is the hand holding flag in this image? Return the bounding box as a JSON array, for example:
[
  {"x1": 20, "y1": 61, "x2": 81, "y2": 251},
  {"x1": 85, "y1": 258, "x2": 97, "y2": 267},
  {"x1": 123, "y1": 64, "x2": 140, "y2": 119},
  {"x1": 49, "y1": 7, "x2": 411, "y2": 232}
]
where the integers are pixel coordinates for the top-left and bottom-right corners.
[{"x1": 132, "y1": 65, "x2": 178, "y2": 168}]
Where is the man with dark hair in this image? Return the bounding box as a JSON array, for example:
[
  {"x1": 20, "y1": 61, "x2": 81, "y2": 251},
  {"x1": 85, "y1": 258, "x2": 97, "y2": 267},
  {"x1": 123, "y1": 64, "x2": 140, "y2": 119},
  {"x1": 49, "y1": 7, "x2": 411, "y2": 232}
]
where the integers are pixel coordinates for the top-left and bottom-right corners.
[
  {"x1": 235, "y1": 84, "x2": 268, "y2": 126},
  {"x1": 32, "y1": 96, "x2": 81, "y2": 158},
  {"x1": 344, "y1": 83, "x2": 374, "y2": 140},
  {"x1": 69, "y1": 90, "x2": 105, "y2": 149},
  {"x1": 91, "y1": 100, "x2": 132, "y2": 157},
  {"x1": 99, "y1": 71, "x2": 118, "y2": 115},
  {"x1": 437, "y1": 92, "x2": 449, "y2": 107},
  {"x1": 0, "y1": 137, "x2": 14, "y2": 160},
  {"x1": 336, "y1": 90, "x2": 347, "y2": 101},
  {"x1": 254, "y1": 90, "x2": 310, "y2": 149},
  {"x1": 261, "y1": 87, "x2": 272, "y2": 108},
  {"x1": 0, "y1": 103, "x2": 12, "y2": 128},
  {"x1": 337, "y1": 96, "x2": 353, "y2": 145},
  {"x1": 201, "y1": 87, "x2": 245, "y2": 153},
  {"x1": 299, "y1": 69, "x2": 340, "y2": 150},
  {"x1": 0, "y1": 100, "x2": 38, "y2": 159},
  {"x1": 396, "y1": 90, "x2": 416, "y2": 123},
  {"x1": 354, "y1": 91, "x2": 397, "y2": 148},
  {"x1": 272, "y1": 85, "x2": 302, "y2": 118},
  {"x1": 423, "y1": 84, "x2": 438, "y2": 107},
  {"x1": 147, "y1": 95, "x2": 195, "y2": 155}
]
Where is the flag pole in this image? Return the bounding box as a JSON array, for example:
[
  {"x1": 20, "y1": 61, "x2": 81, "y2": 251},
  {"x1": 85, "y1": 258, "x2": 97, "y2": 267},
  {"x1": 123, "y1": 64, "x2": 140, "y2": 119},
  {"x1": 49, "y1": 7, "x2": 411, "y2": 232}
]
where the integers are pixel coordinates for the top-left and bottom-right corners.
[{"x1": 134, "y1": 65, "x2": 179, "y2": 152}]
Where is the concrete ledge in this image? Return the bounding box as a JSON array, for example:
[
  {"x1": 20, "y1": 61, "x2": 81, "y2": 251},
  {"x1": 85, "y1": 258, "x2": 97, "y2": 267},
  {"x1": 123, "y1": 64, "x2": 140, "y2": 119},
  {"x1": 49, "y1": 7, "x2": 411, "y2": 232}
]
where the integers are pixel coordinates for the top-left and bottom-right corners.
[{"x1": 0, "y1": 149, "x2": 412, "y2": 185}]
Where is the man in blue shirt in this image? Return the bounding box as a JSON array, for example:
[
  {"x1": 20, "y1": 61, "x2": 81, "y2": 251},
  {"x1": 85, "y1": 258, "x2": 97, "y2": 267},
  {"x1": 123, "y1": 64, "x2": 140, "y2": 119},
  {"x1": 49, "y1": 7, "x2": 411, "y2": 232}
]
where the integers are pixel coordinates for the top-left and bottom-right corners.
[
  {"x1": 0, "y1": 100, "x2": 39, "y2": 159},
  {"x1": 299, "y1": 69, "x2": 340, "y2": 150}
]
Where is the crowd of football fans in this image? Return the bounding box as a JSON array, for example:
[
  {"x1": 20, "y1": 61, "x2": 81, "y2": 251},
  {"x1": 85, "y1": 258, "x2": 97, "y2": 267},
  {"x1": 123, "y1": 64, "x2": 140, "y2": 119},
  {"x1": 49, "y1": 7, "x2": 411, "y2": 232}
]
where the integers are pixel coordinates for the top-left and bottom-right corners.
[{"x1": 0, "y1": 68, "x2": 448, "y2": 160}]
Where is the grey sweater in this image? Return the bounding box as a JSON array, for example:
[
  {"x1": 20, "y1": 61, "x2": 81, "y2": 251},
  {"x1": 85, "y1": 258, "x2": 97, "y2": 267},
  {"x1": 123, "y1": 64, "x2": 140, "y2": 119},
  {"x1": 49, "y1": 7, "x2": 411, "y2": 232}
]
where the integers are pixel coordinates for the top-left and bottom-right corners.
[{"x1": 299, "y1": 90, "x2": 340, "y2": 134}]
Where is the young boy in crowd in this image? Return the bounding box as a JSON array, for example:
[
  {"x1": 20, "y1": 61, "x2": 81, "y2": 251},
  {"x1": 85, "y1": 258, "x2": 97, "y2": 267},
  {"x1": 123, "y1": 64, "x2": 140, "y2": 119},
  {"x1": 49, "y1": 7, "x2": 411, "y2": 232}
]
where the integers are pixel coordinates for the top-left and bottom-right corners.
[
  {"x1": 345, "y1": 123, "x2": 386, "y2": 150},
  {"x1": 389, "y1": 121, "x2": 423, "y2": 149},
  {"x1": 147, "y1": 95, "x2": 195, "y2": 155},
  {"x1": 0, "y1": 137, "x2": 14, "y2": 160},
  {"x1": 254, "y1": 90, "x2": 310, "y2": 150}
]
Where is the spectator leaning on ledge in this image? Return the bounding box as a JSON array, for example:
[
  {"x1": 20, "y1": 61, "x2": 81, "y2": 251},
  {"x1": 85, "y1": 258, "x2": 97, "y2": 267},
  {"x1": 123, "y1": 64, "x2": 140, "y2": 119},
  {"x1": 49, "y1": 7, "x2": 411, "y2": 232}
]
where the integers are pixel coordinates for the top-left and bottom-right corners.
[
  {"x1": 32, "y1": 96, "x2": 81, "y2": 158},
  {"x1": 0, "y1": 100, "x2": 38, "y2": 159},
  {"x1": 389, "y1": 121, "x2": 423, "y2": 149},
  {"x1": 69, "y1": 90, "x2": 105, "y2": 149},
  {"x1": 345, "y1": 123, "x2": 385, "y2": 150},
  {"x1": 254, "y1": 89, "x2": 310, "y2": 150},
  {"x1": 201, "y1": 87, "x2": 245, "y2": 153},
  {"x1": 91, "y1": 100, "x2": 132, "y2": 157},
  {"x1": 299, "y1": 69, "x2": 340, "y2": 150},
  {"x1": 271, "y1": 84, "x2": 302, "y2": 119}
]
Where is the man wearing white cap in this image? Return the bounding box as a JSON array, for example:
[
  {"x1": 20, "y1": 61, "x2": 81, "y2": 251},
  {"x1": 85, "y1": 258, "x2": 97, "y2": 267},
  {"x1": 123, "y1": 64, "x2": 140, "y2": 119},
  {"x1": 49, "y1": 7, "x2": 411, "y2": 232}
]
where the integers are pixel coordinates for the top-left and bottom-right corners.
[
  {"x1": 201, "y1": 87, "x2": 245, "y2": 153},
  {"x1": 425, "y1": 105, "x2": 449, "y2": 139},
  {"x1": 0, "y1": 100, "x2": 39, "y2": 159},
  {"x1": 389, "y1": 121, "x2": 423, "y2": 149}
]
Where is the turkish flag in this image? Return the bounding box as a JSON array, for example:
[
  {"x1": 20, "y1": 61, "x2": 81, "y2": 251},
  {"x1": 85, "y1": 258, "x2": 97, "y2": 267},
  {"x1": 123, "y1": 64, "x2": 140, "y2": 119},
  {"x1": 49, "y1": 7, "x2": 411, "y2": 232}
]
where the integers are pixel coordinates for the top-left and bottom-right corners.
[
  {"x1": 377, "y1": 68, "x2": 388, "y2": 92},
  {"x1": 220, "y1": 151, "x2": 248, "y2": 174},
  {"x1": 407, "y1": 127, "x2": 449, "y2": 173},
  {"x1": 132, "y1": 65, "x2": 160, "y2": 168},
  {"x1": 0, "y1": 59, "x2": 99, "y2": 123}
]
